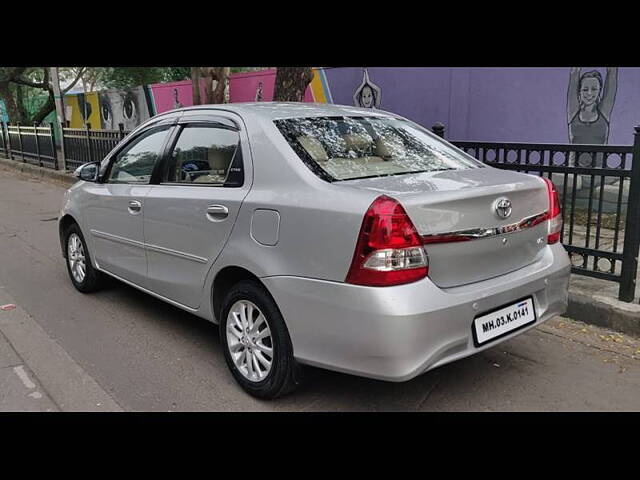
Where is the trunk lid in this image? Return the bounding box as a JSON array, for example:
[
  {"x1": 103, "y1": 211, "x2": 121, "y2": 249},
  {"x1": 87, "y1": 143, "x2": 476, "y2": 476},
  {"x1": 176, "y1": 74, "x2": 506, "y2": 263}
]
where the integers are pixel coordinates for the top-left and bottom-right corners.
[{"x1": 341, "y1": 167, "x2": 550, "y2": 288}]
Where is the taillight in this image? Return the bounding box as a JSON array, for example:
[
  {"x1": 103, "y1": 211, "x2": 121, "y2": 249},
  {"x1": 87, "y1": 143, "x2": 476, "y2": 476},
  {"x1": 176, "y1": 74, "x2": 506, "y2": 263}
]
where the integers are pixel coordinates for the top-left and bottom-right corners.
[
  {"x1": 542, "y1": 178, "x2": 562, "y2": 244},
  {"x1": 346, "y1": 195, "x2": 428, "y2": 286}
]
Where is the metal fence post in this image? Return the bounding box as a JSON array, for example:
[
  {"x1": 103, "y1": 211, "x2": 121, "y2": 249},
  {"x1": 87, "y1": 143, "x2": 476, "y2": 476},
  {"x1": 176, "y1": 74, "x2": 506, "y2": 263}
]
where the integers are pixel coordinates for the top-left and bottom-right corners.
[
  {"x1": 619, "y1": 125, "x2": 640, "y2": 302},
  {"x1": 0, "y1": 122, "x2": 5, "y2": 157},
  {"x1": 59, "y1": 124, "x2": 67, "y2": 171},
  {"x1": 7, "y1": 123, "x2": 13, "y2": 160},
  {"x1": 432, "y1": 122, "x2": 446, "y2": 139},
  {"x1": 85, "y1": 122, "x2": 94, "y2": 163},
  {"x1": 34, "y1": 123, "x2": 42, "y2": 167},
  {"x1": 17, "y1": 122, "x2": 24, "y2": 162},
  {"x1": 49, "y1": 123, "x2": 57, "y2": 170}
]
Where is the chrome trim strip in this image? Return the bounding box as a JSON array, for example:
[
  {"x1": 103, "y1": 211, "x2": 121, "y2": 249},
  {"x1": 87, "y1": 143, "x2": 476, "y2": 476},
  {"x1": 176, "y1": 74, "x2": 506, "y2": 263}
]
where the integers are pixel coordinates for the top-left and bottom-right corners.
[
  {"x1": 422, "y1": 211, "x2": 548, "y2": 243},
  {"x1": 145, "y1": 243, "x2": 208, "y2": 264},
  {"x1": 91, "y1": 230, "x2": 208, "y2": 263},
  {"x1": 96, "y1": 267, "x2": 199, "y2": 313},
  {"x1": 91, "y1": 229, "x2": 145, "y2": 249}
]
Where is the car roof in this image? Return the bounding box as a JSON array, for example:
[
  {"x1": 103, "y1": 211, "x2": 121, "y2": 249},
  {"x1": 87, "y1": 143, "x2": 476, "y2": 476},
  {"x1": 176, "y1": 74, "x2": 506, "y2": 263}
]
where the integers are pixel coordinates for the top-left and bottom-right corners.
[{"x1": 162, "y1": 102, "x2": 400, "y2": 121}]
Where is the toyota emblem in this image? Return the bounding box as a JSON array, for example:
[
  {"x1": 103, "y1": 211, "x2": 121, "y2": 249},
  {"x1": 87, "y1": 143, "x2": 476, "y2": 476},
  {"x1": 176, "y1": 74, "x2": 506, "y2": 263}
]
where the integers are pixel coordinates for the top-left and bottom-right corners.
[{"x1": 494, "y1": 198, "x2": 512, "y2": 219}]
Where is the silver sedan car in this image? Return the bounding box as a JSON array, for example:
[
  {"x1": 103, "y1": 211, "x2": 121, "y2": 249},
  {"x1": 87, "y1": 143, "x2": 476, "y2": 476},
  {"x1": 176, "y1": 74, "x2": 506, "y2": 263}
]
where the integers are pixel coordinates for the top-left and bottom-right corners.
[{"x1": 59, "y1": 103, "x2": 570, "y2": 398}]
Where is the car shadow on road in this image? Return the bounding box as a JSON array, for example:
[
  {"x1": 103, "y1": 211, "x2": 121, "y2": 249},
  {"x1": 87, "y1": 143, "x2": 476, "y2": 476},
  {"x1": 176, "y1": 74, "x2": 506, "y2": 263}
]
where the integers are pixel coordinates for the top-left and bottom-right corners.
[{"x1": 94, "y1": 277, "x2": 528, "y2": 411}]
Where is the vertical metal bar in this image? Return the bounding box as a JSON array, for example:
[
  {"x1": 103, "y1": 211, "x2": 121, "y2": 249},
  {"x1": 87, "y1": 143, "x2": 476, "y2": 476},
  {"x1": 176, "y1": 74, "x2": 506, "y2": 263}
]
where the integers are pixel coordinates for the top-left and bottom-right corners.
[
  {"x1": 560, "y1": 151, "x2": 569, "y2": 241},
  {"x1": 49, "y1": 123, "x2": 57, "y2": 170},
  {"x1": 34, "y1": 123, "x2": 42, "y2": 167},
  {"x1": 568, "y1": 148, "x2": 579, "y2": 246},
  {"x1": 594, "y1": 153, "x2": 607, "y2": 251},
  {"x1": 612, "y1": 156, "x2": 625, "y2": 254},
  {"x1": 118, "y1": 123, "x2": 125, "y2": 141},
  {"x1": 619, "y1": 126, "x2": 640, "y2": 302},
  {"x1": 585, "y1": 152, "x2": 596, "y2": 253},
  {"x1": 17, "y1": 123, "x2": 24, "y2": 162},
  {"x1": 7, "y1": 124, "x2": 13, "y2": 160},
  {"x1": 0, "y1": 122, "x2": 5, "y2": 157},
  {"x1": 86, "y1": 123, "x2": 94, "y2": 164}
]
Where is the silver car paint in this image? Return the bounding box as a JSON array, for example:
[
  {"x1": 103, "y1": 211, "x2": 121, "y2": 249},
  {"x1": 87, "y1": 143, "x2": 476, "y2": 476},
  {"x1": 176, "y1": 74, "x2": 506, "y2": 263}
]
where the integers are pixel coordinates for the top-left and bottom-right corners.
[{"x1": 60, "y1": 102, "x2": 571, "y2": 381}]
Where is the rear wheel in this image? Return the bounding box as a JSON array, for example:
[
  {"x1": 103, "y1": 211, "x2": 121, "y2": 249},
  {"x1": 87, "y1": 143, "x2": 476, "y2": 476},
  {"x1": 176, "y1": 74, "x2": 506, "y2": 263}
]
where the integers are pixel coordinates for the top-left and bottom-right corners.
[
  {"x1": 219, "y1": 280, "x2": 301, "y2": 399},
  {"x1": 64, "y1": 223, "x2": 104, "y2": 293}
]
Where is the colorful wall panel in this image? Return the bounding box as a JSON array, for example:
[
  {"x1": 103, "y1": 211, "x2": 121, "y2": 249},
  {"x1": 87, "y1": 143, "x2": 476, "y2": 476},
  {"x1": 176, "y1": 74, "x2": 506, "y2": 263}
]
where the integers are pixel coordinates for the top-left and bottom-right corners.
[
  {"x1": 228, "y1": 68, "x2": 329, "y2": 103},
  {"x1": 150, "y1": 79, "x2": 208, "y2": 115},
  {"x1": 64, "y1": 91, "x2": 101, "y2": 129}
]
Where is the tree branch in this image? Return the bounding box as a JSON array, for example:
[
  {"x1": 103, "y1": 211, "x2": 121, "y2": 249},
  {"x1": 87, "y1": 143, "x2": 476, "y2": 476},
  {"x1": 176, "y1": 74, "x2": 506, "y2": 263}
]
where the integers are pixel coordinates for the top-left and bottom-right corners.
[{"x1": 62, "y1": 67, "x2": 86, "y2": 94}]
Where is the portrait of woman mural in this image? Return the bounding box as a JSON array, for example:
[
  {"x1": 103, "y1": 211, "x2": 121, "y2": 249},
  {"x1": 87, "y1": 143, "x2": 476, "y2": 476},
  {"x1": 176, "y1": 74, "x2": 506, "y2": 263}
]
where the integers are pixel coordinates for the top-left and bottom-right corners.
[{"x1": 567, "y1": 67, "x2": 618, "y2": 164}]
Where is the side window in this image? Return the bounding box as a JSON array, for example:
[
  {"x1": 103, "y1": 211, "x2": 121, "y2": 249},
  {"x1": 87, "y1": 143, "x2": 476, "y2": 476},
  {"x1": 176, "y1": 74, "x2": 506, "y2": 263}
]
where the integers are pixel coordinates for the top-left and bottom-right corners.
[
  {"x1": 108, "y1": 127, "x2": 170, "y2": 184},
  {"x1": 163, "y1": 125, "x2": 240, "y2": 185}
]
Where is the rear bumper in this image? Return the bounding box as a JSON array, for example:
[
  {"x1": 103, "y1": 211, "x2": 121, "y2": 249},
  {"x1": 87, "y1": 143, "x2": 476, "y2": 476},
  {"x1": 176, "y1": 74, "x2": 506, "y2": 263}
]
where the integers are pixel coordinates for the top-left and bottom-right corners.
[{"x1": 262, "y1": 243, "x2": 570, "y2": 382}]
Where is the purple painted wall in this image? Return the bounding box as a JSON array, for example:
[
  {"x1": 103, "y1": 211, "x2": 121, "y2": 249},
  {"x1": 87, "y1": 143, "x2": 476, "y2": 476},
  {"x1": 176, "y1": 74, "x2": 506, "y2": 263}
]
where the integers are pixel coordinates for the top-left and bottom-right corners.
[{"x1": 323, "y1": 67, "x2": 640, "y2": 145}]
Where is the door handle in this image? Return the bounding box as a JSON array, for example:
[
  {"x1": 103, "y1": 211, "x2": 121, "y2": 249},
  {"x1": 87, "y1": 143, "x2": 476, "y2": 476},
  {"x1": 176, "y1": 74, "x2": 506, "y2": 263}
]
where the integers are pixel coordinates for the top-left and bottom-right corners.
[
  {"x1": 128, "y1": 200, "x2": 142, "y2": 214},
  {"x1": 206, "y1": 204, "x2": 229, "y2": 221}
]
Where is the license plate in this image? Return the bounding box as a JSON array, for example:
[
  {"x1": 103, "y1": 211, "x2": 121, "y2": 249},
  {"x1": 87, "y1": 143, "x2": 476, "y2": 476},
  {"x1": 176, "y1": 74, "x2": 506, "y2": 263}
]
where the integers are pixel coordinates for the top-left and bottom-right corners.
[{"x1": 472, "y1": 297, "x2": 536, "y2": 346}]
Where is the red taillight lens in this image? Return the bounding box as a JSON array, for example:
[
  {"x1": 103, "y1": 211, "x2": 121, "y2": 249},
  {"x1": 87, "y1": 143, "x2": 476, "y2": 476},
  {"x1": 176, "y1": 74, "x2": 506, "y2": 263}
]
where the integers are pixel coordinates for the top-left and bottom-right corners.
[
  {"x1": 542, "y1": 178, "x2": 562, "y2": 244},
  {"x1": 346, "y1": 195, "x2": 428, "y2": 287}
]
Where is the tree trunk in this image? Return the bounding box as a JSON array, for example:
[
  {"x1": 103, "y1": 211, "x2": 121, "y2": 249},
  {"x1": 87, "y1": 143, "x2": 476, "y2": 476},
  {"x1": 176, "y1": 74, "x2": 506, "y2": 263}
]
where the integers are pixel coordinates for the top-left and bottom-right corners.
[
  {"x1": 191, "y1": 67, "x2": 201, "y2": 105},
  {"x1": 273, "y1": 67, "x2": 313, "y2": 102},
  {"x1": 32, "y1": 91, "x2": 55, "y2": 125},
  {"x1": 211, "y1": 67, "x2": 229, "y2": 104},
  {"x1": 15, "y1": 85, "x2": 28, "y2": 123}
]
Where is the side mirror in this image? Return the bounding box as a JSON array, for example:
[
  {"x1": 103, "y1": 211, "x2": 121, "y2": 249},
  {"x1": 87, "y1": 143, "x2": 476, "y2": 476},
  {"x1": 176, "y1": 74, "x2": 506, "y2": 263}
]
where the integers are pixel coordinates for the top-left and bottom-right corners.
[{"x1": 74, "y1": 162, "x2": 99, "y2": 182}]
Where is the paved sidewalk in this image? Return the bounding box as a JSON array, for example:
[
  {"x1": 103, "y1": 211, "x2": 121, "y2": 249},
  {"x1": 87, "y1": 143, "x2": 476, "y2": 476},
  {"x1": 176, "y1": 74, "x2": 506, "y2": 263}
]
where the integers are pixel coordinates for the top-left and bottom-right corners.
[{"x1": 0, "y1": 288, "x2": 123, "y2": 412}]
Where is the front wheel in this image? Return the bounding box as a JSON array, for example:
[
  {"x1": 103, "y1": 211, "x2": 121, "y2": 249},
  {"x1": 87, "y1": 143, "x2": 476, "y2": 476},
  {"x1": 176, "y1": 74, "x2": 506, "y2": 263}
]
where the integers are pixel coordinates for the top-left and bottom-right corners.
[
  {"x1": 220, "y1": 281, "x2": 301, "y2": 399},
  {"x1": 64, "y1": 223, "x2": 104, "y2": 293}
]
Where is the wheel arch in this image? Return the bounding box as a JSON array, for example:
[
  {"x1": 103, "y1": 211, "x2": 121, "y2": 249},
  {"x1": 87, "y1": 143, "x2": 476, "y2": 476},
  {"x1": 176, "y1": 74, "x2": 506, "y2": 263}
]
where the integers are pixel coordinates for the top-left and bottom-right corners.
[
  {"x1": 212, "y1": 266, "x2": 275, "y2": 324},
  {"x1": 59, "y1": 214, "x2": 80, "y2": 258}
]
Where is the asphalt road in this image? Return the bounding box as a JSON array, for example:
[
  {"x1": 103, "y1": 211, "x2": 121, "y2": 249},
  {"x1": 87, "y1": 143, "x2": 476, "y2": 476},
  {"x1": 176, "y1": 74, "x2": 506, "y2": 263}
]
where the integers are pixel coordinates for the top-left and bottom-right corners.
[{"x1": 0, "y1": 168, "x2": 639, "y2": 411}]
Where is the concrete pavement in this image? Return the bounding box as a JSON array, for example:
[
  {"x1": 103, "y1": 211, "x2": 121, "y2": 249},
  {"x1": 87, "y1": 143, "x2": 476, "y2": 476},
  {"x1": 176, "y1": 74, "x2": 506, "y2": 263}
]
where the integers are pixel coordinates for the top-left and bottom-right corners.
[{"x1": 0, "y1": 168, "x2": 639, "y2": 411}]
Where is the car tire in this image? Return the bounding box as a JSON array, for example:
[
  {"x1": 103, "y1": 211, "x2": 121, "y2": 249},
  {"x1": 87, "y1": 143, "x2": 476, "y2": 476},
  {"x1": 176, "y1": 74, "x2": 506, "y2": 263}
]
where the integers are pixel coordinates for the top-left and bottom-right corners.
[
  {"x1": 220, "y1": 280, "x2": 301, "y2": 399},
  {"x1": 64, "y1": 222, "x2": 104, "y2": 293}
]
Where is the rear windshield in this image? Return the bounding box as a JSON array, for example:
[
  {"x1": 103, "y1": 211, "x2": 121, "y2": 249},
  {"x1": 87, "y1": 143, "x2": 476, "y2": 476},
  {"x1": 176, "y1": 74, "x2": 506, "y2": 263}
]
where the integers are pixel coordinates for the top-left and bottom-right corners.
[{"x1": 274, "y1": 116, "x2": 482, "y2": 181}]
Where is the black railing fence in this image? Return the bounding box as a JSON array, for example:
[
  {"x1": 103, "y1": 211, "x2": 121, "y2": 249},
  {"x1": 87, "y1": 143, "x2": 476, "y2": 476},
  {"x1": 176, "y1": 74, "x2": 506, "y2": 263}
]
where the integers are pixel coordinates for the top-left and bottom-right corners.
[
  {"x1": 1, "y1": 122, "x2": 58, "y2": 169},
  {"x1": 62, "y1": 123, "x2": 129, "y2": 170},
  {"x1": 434, "y1": 123, "x2": 640, "y2": 302}
]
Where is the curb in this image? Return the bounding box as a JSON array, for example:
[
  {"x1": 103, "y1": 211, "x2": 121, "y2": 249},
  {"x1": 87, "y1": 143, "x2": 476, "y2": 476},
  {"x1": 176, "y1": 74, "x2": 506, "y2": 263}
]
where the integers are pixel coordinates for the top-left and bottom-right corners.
[
  {"x1": 566, "y1": 290, "x2": 640, "y2": 338},
  {"x1": 2, "y1": 153, "x2": 640, "y2": 339},
  {"x1": 0, "y1": 156, "x2": 76, "y2": 186}
]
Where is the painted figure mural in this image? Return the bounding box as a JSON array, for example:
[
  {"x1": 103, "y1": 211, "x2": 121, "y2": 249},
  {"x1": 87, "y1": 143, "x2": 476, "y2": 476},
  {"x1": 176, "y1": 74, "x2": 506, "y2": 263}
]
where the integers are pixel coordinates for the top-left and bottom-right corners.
[
  {"x1": 353, "y1": 68, "x2": 381, "y2": 109},
  {"x1": 568, "y1": 67, "x2": 618, "y2": 148},
  {"x1": 566, "y1": 67, "x2": 619, "y2": 190},
  {"x1": 173, "y1": 88, "x2": 184, "y2": 109}
]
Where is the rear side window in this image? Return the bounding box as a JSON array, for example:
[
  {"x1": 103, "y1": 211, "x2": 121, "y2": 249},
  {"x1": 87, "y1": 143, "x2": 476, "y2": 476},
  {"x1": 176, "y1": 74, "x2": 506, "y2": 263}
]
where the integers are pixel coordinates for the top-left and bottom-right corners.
[
  {"x1": 163, "y1": 125, "x2": 241, "y2": 186},
  {"x1": 274, "y1": 116, "x2": 482, "y2": 181}
]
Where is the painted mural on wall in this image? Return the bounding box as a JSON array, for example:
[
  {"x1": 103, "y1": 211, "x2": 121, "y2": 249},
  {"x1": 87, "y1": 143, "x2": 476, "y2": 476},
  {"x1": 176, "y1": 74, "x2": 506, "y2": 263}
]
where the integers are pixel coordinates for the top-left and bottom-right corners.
[
  {"x1": 228, "y1": 68, "x2": 332, "y2": 104},
  {"x1": 567, "y1": 67, "x2": 618, "y2": 153},
  {"x1": 150, "y1": 80, "x2": 207, "y2": 115},
  {"x1": 353, "y1": 68, "x2": 381, "y2": 109},
  {"x1": 98, "y1": 86, "x2": 153, "y2": 131}
]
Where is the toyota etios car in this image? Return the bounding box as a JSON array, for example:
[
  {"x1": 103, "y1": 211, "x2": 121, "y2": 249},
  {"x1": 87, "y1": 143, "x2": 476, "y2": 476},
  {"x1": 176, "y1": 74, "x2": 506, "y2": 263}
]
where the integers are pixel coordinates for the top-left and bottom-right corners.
[{"x1": 60, "y1": 103, "x2": 570, "y2": 398}]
